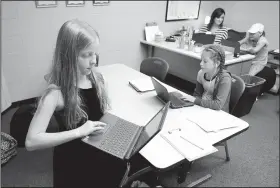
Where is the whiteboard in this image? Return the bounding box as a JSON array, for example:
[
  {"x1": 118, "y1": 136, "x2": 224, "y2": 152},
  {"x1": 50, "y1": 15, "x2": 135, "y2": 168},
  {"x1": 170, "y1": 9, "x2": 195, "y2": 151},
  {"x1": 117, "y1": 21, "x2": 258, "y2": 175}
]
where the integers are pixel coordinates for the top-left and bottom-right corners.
[{"x1": 165, "y1": 1, "x2": 201, "y2": 21}]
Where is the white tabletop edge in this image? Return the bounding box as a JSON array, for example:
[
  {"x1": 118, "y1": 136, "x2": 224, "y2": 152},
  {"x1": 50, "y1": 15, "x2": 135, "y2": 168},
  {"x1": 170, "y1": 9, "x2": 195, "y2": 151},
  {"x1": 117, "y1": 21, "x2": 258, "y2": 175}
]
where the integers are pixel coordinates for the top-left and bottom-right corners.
[{"x1": 98, "y1": 63, "x2": 250, "y2": 169}]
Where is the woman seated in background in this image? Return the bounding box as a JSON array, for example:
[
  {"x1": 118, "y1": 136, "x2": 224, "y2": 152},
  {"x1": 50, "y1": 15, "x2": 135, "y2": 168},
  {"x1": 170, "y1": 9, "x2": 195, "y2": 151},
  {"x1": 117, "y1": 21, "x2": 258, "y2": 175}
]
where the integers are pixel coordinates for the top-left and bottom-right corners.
[
  {"x1": 181, "y1": 44, "x2": 232, "y2": 112},
  {"x1": 239, "y1": 23, "x2": 269, "y2": 76},
  {"x1": 199, "y1": 8, "x2": 228, "y2": 44}
]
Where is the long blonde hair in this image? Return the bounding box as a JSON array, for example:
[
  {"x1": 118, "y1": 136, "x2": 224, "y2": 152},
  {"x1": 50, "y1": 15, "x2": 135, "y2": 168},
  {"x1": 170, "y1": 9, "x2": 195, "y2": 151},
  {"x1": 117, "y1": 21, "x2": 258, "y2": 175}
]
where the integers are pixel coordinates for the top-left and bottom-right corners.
[{"x1": 41, "y1": 19, "x2": 110, "y2": 129}]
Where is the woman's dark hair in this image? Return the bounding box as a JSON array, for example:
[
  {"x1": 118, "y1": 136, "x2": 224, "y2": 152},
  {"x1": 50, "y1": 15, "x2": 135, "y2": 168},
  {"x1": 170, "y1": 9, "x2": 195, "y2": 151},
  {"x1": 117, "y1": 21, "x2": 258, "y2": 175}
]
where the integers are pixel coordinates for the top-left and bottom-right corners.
[{"x1": 207, "y1": 8, "x2": 225, "y2": 30}]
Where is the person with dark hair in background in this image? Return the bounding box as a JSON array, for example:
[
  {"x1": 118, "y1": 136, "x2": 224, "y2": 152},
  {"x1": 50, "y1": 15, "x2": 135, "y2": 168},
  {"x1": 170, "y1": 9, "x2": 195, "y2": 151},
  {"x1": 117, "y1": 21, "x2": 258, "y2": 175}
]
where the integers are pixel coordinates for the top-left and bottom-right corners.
[{"x1": 199, "y1": 8, "x2": 228, "y2": 44}]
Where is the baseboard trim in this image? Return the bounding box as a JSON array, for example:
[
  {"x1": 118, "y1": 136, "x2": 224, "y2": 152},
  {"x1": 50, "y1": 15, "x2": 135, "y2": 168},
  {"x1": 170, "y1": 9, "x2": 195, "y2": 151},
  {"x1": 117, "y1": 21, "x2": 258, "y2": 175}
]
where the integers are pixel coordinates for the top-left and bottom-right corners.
[{"x1": 1, "y1": 98, "x2": 37, "y2": 116}]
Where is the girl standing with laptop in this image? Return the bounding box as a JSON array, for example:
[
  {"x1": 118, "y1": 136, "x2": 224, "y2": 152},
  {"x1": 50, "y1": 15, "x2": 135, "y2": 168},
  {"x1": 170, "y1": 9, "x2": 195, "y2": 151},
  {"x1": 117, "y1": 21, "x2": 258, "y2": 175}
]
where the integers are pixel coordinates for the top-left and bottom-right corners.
[
  {"x1": 25, "y1": 19, "x2": 127, "y2": 188},
  {"x1": 239, "y1": 23, "x2": 269, "y2": 76}
]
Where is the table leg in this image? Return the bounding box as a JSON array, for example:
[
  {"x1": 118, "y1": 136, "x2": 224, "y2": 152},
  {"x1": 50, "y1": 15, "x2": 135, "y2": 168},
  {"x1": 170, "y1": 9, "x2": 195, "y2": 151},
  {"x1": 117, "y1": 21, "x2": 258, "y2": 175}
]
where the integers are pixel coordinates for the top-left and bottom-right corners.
[
  {"x1": 120, "y1": 162, "x2": 131, "y2": 187},
  {"x1": 177, "y1": 161, "x2": 192, "y2": 184},
  {"x1": 177, "y1": 161, "x2": 212, "y2": 187},
  {"x1": 148, "y1": 46, "x2": 154, "y2": 57}
]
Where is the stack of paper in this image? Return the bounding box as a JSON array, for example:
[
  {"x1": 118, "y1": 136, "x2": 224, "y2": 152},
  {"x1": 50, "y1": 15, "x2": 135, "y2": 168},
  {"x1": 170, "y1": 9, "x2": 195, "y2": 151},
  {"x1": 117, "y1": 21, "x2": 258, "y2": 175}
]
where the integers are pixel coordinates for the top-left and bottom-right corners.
[
  {"x1": 145, "y1": 25, "x2": 159, "y2": 42},
  {"x1": 184, "y1": 107, "x2": 239, "y2": 132},
  {"x1": 161, "y1": 127, "x2": 218, "y2": 161},
  {"x1": 129, "y1": 77, "x2": 155, "y2": 92}
]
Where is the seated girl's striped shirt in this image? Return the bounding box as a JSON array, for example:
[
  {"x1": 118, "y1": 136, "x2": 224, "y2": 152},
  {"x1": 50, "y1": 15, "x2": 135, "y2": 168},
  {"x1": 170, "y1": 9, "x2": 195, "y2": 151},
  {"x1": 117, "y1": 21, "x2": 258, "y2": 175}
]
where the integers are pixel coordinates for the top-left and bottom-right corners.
[{"x1": 199, "y1": 24, "x2": 228, "y2": 44}]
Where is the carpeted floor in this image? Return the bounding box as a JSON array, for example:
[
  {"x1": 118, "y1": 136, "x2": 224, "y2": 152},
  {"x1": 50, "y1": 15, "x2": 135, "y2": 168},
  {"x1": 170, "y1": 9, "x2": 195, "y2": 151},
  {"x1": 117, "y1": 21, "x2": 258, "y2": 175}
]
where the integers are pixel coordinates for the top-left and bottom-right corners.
[{"x1": 1, "y1": 80, "x2": 279, "y2": 187}]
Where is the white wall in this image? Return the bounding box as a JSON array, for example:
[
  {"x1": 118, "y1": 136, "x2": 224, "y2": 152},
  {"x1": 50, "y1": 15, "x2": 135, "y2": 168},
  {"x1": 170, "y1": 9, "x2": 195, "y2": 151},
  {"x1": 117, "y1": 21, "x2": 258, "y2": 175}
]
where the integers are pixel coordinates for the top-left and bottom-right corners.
[
  {"x1": 1, "y1": 1, "x2": 210, "y2": 102},
  {"x1": 1, "y1": 1, "x2": 279, "y2": 102},
  {"x1": 1, "y1": 70, "x2": 12, "y2": 112},
  {"x1": 154, "y1": 1, "x2": 279, "y2": 82}
]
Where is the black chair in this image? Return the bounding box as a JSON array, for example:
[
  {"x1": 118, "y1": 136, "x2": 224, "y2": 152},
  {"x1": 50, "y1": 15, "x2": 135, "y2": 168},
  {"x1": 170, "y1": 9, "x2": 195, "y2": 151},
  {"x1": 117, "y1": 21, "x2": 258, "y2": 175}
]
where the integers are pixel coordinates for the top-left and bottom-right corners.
[
  {"x1": 215, "y1": 74, "x2": 246, "y2": 161},
  {"x1": 230, "y1": 74, "x2": 246, "y2": 114},
  {"x1": 140, "y1": 57, "x2": 169, "y2": 81},
  {"x1": 10, "y1": 104, "x2": 58, "y2": 147}
]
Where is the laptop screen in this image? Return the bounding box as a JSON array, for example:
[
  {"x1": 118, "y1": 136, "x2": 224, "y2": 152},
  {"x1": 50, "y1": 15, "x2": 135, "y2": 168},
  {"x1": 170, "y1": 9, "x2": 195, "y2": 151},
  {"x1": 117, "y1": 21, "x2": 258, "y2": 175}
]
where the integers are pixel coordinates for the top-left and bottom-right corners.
[
  {"x1": 192, "y1": 33, "x2": 215, "y2": 45},
  {"x1": 151, "y1": 77, "x2": 170, "y2": 103},
  {"x1": 130, "y1": 102, "x2": 170, "y2": 157}
]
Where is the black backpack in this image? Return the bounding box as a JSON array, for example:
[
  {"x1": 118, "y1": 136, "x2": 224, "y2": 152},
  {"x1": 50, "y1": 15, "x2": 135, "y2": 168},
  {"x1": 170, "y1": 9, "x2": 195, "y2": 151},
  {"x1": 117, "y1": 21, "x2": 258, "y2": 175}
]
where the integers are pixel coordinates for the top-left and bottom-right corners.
[{"x1": 10, "y1": 104, "x2": 58, "y2": 147}]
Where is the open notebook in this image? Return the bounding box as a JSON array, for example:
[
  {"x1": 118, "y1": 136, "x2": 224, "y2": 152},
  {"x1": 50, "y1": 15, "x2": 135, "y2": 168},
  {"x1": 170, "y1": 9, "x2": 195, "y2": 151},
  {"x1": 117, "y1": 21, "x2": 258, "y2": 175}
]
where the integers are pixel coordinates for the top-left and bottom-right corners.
[
  {"x1": 161, "y1": 127, "x2": 218, "y2": 161},
  {"x1": 183, "y1": 107, "x2": 240, "y2": 133},
  {"x1": 129, "y1": 77, "x2": 155, "y2": 92}
]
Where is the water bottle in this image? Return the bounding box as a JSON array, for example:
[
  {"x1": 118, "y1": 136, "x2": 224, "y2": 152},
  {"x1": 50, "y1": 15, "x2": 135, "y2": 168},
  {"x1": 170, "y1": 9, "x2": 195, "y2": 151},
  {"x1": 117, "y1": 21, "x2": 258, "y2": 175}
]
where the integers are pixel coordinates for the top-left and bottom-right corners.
[{"x1": 179, "y1": 34, "x2": 185, "y2": 49}]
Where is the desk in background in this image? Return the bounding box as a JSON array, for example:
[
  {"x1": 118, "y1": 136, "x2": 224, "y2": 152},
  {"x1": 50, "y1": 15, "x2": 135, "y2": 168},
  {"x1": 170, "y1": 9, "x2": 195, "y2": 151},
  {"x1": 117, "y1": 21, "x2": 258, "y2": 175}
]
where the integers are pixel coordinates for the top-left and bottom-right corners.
[
  {"x1": 97, "y1": 63, "x2": 249, "y2": 185},
  {"x1": 140, "y1": 40, "x2": 255, "y2": 83}
]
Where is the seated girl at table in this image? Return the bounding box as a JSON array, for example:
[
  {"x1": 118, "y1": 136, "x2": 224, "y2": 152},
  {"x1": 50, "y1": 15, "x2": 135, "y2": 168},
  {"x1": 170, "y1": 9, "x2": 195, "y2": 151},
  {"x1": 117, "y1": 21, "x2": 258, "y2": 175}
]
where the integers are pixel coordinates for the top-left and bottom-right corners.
[
  {"x1": 25, "y1": 19, "x2": 127, "y2": 188},
  {"x1": 239, "y1": 23, "x2": 269, "y2": 76},
  {"x1": 198, "y1": 8, "x2": 228, "y2": 44},
  {"x1": 182, "y1": 45, "x2": 232, "y2": 112}
]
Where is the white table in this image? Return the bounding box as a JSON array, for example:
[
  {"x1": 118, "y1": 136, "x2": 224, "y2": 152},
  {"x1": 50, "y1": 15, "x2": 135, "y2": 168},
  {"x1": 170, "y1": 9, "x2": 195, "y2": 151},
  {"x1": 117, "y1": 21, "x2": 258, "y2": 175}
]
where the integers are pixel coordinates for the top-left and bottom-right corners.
[
  {"x1": 97, "y1": 64, "x2": 249, "y2": 171},
  {"x1": 140, "y1": 40, "x2": 255, "y2": 82},
  {"x1": 140, "y1": 40, "x2": 255, "y2": 66}
]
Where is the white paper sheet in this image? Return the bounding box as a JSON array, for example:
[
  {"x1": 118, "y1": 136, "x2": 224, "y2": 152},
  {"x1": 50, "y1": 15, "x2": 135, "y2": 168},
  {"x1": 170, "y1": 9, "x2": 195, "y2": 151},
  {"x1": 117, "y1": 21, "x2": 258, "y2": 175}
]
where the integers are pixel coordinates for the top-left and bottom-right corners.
[
  {"x1": 145, "y1": 26, "x2": 159, "y2": 42},
  {"x1": 161, "y1": 127, "x2": 218, "y2": 161},
  {"x1": 183, "y1": 107, "x2": 240, "y2": 132}
]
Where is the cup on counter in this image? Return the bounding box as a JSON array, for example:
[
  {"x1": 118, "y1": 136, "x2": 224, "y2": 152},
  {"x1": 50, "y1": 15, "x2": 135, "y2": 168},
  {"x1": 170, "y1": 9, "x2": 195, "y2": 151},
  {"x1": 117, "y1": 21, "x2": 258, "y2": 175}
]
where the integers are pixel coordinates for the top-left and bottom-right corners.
[
  {"x1": 188, "y1": 40, "x2": 195, "y2": 51},
  {"x1": 178, "y1": 36, "x2": 185, "y2": 49},
  {"x1": 154, "y1": 31, "x2": 165, "y2": 42},
  {"x1": 193, "y1": 43, "x2": 204, "y2": 53}
]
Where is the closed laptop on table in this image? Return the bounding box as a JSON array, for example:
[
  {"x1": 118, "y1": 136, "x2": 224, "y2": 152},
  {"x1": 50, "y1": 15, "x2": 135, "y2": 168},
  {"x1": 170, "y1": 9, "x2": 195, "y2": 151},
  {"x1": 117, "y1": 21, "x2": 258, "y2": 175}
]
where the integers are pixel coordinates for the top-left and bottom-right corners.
[{"x1": 82, "y1": 102, "x2": 170, "y2": 160}]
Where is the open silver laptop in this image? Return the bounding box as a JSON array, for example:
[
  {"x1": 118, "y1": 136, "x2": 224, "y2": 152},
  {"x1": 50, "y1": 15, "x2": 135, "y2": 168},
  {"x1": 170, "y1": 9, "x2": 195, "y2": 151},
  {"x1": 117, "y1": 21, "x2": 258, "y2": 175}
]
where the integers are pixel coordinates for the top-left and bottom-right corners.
[
  {"x1": 151, "y1": 77, "x2": 194, "y2": 109},
  {"x1": 82, "y1": 102, "x2": 170, "y2": 160}
]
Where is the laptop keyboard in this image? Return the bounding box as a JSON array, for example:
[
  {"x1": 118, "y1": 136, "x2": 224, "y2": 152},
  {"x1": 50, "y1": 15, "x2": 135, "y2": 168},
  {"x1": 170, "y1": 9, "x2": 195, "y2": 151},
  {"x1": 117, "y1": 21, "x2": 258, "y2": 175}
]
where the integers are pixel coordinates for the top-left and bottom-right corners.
[
  {"x1": 98, "y1": 118, "x2": 139, "y2": 159},
  {"x1": 170, "y1": 95, "x2": 187, "y2": 108}
]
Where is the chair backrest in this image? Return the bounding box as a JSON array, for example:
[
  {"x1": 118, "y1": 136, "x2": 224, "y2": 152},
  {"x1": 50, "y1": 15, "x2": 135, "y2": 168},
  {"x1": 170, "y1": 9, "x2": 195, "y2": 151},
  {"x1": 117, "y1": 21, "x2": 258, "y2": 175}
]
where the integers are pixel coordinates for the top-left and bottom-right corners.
[
  {"x1": 221, "y1": 39, "x2": 241, "y2": 56},
  {"x1": 140, "y1": 57, "x2": 169, "y2": 81},
  {"x1": 230, "y1": 74, "x2": 245, "y2": 114},
  {"x1": 227, "y1": 29, "x2": 246, "y2": 42}
]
